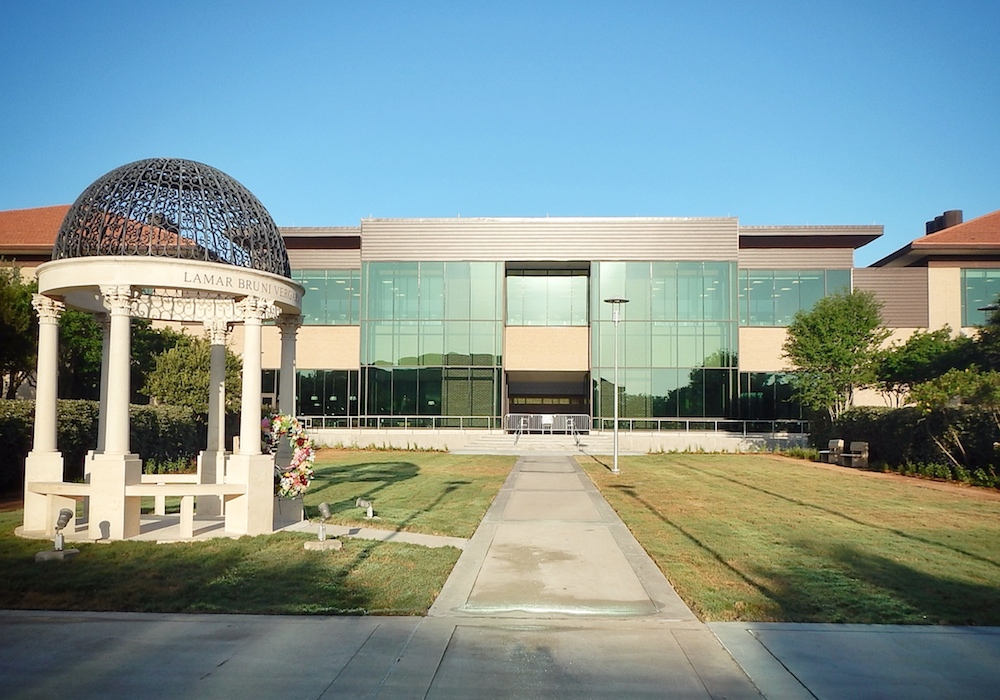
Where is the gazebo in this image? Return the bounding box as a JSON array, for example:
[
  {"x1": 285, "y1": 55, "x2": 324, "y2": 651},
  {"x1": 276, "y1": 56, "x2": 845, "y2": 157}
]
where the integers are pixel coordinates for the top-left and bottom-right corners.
[{"x1": 20, "y1": 158, "x2": 304, "y2": 540}]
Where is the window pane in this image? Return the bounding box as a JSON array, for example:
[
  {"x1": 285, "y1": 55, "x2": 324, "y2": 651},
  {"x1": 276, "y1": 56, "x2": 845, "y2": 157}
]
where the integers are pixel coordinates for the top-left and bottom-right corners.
[
  {"x1": 469, "y1": 262, "x2": 500, "y2": 319},
  {"x1": 797, "y1": 271, "x2": 824, "y2": 315},
  {"x1": 420, "y1": 262, "x2": 445, "y2": 319}
]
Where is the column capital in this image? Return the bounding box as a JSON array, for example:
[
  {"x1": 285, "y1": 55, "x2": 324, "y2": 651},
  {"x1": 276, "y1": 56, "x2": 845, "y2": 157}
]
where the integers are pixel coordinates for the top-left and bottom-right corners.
[
  {"x1": 203, "y1": 318, "x2": 231, "y2": 345},
  {"x1": 275, "y1": 314, "x2": 304, "y2": 336},
  {"x1": 100, "y1": 285, "x2": 136, "y2": 316},
  {"x1": 31, "y1": 294, "x2": 65, "y2": 323},
  {"x1": 236, "y1": 295, "x2": 279, "y2": 322}
]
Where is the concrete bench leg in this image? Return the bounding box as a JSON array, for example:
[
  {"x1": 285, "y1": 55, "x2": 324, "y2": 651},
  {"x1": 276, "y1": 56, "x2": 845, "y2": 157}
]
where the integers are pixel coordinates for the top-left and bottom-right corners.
[
  {"x1": 180, "y1": 496, "x2": 195, "y2": 539},
  {"x1": 155, "y1": 493, "x2": 167, "y2": 516}
]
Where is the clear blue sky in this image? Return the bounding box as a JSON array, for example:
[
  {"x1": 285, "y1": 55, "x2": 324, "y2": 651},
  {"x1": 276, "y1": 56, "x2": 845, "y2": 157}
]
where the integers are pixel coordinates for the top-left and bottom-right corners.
[{"x1": 2, "y1": 1, "x2": 997, "y2": 265}]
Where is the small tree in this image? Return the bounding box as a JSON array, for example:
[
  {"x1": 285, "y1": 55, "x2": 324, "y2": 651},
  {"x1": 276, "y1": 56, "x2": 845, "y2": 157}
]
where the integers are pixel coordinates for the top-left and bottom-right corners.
[
  {"x1": 783, "y1": 290, "x2": 890, "y2": 422},
  {"x1": 910, "y1": 367, "x2": 1000, "y2": 469},
  {"x1": 0, "y1": 262, "x2": 38, "y2": 399},
  {"x1": 142, "y1": 336, "x2": 243, "y2": 415},
  {"x1": 876, "y1": 327, "x2": 973, "y2": 406}
]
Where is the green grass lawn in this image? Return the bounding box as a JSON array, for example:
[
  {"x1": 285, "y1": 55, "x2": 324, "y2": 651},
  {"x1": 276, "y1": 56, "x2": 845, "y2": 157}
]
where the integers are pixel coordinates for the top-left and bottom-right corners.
[
  {"x1": 579, "y1": 453, "x2": 1000, "y2": 625},
  {"x1": 5, "y1": 449, "x2": 998, "y2": 623},
  {"x1": 303, "y1": 449, "x2": 516, "y2": 538},
  {"x1": 0, "y1": 450, "x2": 514, "y2": 614}
]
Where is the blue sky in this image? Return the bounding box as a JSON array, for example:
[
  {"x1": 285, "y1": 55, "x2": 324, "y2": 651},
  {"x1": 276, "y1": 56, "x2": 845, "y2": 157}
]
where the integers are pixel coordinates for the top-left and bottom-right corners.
[{"x1": 1, "y1": 1, "x2": 997, "y2": 265}]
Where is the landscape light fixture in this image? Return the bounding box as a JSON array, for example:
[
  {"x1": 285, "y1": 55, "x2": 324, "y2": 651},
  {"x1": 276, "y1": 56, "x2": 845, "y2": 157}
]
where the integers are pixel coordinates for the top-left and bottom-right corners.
[
  {"x1": 317, "y1": 502, "x2": 331, "y2": 541},
  {"x1": 603, "y1": 297, "x2": 629, "y2": 474},
  {"x1": 36, "y1": 508, "x2": 80, "y2": 562},
  {"x1": 54, "y1": 508, "x2": 74, "y2": 551}
]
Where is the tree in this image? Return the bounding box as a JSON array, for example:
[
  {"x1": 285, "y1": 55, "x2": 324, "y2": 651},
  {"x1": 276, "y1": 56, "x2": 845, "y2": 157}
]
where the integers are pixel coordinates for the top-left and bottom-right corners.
[
  {"x1": 142, "y1": 335, "x2": 243, "y2": 415},
  {"x1": 876, "y1": 327, "x2": 973, "y2": 406},
  {"x1": 57, "y1": 314, "x2": 192, "y2": 402},
  {"x1": 909, "y1": 367, "x2": 1000, "y2": 470},
  {"x1": 58, "y1": 309, "x2": 104, "y2": 400},
  {"x1": 0, "y1": 262, "x2": 38, "y2": 398},
  {"x1": 782, "y1": 290, "x2": 890, "y2": 421}
]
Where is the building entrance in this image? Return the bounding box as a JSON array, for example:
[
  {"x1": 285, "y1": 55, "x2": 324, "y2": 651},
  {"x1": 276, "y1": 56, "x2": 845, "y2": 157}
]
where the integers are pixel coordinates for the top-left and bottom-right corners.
[{"x1": 505, "y1": 370, "x2": 590, "y2": 432}]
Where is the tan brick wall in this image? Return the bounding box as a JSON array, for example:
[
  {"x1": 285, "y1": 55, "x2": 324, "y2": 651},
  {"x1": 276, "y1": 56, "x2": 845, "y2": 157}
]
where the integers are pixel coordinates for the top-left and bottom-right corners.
[
  {"x1": 504, "y1": 326, "x2": 589, "y2": 371},
  {"x1": 738, "y1": 327, "x2": 788, "y2": 372}
]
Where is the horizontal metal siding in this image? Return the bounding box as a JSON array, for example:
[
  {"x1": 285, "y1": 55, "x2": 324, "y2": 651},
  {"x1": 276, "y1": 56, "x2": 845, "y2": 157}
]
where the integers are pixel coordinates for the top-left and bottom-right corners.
[
  {"x1": 288, "y1": 249, "x2": 361, "y2": 270},
  {"x1": 853, "y1": 268, "x2": 929, "y2": 328},
  {"x1": 360, "y1": 217, "x2": 738, "y2": 262},
  {"x1": 739, "y1": 248, "x2": 854, "y2": 269}
]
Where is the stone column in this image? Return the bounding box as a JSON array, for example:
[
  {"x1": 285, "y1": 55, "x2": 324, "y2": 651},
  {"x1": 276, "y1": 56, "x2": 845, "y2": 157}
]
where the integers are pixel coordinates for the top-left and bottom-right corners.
[
  {"x1": 275, "y1": 314, "x2": 302, "y2": 416},
  {"x1": 87, "y1": 285, "x2": 141, "y2": 540},
  {"x1": 225, "y1": 296, "x2": 277, "y2": 535},
  {"x1": 197, "y1": 319, "x2": 230, "y2": 516},
  {"x1": 30, "y1": 295, "x2": 63, "y2": 454},
  {"x1": 22, "y1": 295, "x2": 68, "y2": 534},
  {"x1": 100, "y1": 286, "x2": 133, "y2": 455},
  {"x1": 237, "y1": 297, "x2": 267, "y2": 456}
]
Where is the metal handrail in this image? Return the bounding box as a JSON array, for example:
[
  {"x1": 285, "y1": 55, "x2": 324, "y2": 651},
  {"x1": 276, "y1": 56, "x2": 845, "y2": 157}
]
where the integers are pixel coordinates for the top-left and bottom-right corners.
[{"x1": 291, "y1": 414, "x2": 808, "y2": 435}]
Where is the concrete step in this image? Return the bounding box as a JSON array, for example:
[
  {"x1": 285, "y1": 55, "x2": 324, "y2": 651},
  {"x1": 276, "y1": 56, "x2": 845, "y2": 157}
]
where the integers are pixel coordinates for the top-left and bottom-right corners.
[{"x1": 452, "y1": 432, "x2": 644, "y2": 456}]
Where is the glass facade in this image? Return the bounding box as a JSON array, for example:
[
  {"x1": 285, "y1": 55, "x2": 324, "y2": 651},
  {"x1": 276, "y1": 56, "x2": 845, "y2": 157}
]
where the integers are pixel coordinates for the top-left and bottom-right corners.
[
  {"x1": 283, "y1": 258, "x2": 852, "y2": 425},
  {"x1": 591, "y1": 262, "x2": 739, "y2": 419},
  {"x1": 962, "y1": 269, "x2": 1000, "y2": 327},
  {"x1": 296, "y1": 369, "x2": 360, "y2": 426},
  {"x1": 739, "y1": 269, "x2": 850, "y2": 326},
  {"x1": 361, "y1": 262, "x2": 503, "y2": 418},
  {"x1": 506, "y1": 269, "x2": 589, "y2": 325},
  {"x1": 737, "y1": 372, "x2": 800, "y2": 421},
  {"x1": 292, "y1": 269, "x2": 360, "y2": 325}
]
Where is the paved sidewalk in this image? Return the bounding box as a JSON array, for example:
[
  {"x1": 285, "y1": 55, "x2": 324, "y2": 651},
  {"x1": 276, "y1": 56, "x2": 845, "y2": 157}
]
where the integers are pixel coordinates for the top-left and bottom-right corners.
[{"x1": 3, "y1": 455, "x2": 1000, "y2": 698}]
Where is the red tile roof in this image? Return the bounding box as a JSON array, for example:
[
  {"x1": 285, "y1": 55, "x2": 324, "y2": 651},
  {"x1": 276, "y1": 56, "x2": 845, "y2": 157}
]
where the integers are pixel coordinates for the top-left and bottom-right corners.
[
  {"x1": 0, "y1": 205, "x2": 69, "y2": 252},
  {"x1": 912, "y1": 209, "x2": 1000, "y2": 249}
]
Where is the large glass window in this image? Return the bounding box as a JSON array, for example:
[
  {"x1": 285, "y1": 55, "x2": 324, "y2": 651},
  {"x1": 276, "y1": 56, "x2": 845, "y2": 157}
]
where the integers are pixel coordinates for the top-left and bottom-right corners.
[
  {"x1": 363, "y1": 366, "x2": 500, "y2": 417},
  {"x1": 962, "y1": 269, "x2": 1000, "y2": 327},
  {"x1": 506, "y1": 269, "x2": 589, "y2": 325},
  {"x1": 295, "y1": 370, "x2": 360, "y2": 425},
  {"x1": 737, "y1": 372, "x2": 800, "y2": 420},
  {"x1": 292, "y1": 269, "x2": 360, "y2": 325},
  {"x1": 738, "y1": 269, "x2": 851, "y2": 326},
  {"x1": 361, "y1": 262, "x2": 503, "y2": 419},
  {"x1": 591, "y1": 261, "x2": 738, "y2": 419}
]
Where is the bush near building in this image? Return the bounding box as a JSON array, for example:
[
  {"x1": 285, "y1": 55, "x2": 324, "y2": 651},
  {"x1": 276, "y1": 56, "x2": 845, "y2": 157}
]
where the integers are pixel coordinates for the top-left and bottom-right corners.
[
  {"x1": 823, "y1": 405, "x2": 1000, "y2": 488},
  {"x1": 0, "y1": 400, "x2": 205, "y2": 492}
]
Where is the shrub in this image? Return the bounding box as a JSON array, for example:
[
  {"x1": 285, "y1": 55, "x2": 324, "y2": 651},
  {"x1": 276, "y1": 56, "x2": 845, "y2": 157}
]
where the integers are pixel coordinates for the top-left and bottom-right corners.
[{"x1": 0, "y1": 399, "x2": 204, "y2": 491}]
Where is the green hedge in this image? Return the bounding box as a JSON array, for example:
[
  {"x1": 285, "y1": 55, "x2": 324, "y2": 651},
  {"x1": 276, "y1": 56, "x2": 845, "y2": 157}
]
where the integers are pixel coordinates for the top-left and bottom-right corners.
[
  {"x1": 0, "y1": 399, "x2": 206, "y2": 491},
  {"x1": 824, "y1": 405, "x2": 1000, "y2": 488}
]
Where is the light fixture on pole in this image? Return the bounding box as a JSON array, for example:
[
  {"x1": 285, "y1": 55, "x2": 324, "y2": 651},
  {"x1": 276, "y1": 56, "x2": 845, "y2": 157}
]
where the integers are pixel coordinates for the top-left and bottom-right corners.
[{"x1": 604, "y1": 297, "x2": 629, "y2": 474}]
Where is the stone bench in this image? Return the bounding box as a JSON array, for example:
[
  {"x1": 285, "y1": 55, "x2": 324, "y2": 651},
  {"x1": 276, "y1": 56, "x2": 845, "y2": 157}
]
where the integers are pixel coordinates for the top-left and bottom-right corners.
[
  {"x1": 841, "y1": 441, "x2": 869, "y2": 469},
  {"x1": 818, "y1": 439, "x2": 844, "y2": 464},
  {"x1": 125, "y1": 483, "x2": 247, "y2": 538},
  {"x1": 28, "y1": 481, "x2": 246, "y2": 539}
]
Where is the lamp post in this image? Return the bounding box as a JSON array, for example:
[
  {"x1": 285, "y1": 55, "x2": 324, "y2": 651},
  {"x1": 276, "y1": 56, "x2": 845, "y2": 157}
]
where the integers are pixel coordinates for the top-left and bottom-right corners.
[{"x1": 604, "y1": 297, "x2": 629, "y2": 474}]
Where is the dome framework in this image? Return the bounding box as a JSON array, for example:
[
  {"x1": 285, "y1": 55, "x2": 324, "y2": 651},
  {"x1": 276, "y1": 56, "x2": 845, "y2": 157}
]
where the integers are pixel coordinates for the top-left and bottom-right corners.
[{"x1": 53, "y1": 158, "x2": 291, "y2": 278}]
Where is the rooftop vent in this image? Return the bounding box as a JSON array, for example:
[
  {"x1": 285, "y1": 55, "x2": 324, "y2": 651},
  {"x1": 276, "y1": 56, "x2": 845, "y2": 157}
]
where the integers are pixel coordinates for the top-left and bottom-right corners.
[{"x1": 925, "y1": 210, "x2": 963, "y2": 235}]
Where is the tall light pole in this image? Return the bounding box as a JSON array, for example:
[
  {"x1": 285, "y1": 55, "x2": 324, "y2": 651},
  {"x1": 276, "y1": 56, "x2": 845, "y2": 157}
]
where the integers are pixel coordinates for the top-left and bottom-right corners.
[{"x1": 604, "y1": 297, "x2": 629, "y2": 474}]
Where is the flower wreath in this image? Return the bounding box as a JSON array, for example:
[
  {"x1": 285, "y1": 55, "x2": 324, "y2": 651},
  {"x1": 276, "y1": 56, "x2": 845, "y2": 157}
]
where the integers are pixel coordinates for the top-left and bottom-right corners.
[{"x1": 267, "y1": 414, "x2": 316, "y2": 499}]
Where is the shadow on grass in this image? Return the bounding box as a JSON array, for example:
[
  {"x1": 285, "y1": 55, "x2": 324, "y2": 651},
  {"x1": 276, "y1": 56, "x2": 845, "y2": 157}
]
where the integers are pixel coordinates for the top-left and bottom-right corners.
[
  {"x1": 305, "y1": 460, "x2": 420, "y2": 521},
  {"x1": 607, "y1": 483, "x2": 782, "y2": 604},
  {"x1": 607, "y1": 481, "x2": 1000, "y2": 624},
  {"x1": 747, "y1": 539, "x2": 1000, "y2": 624},
  {"x1": 676, "y1": 462, "x2": 1000, "y2": 570}
]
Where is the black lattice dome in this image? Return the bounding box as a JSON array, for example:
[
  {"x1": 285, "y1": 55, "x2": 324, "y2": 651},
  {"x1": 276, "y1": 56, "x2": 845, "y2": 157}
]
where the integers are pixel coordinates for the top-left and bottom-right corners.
[{"x1": 53, "y1": 158, "x2": 291, "y2": 277}]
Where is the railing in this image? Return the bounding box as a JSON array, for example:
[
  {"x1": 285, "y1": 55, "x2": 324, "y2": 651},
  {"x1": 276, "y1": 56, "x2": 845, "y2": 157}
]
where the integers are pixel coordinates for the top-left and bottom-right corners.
[
  {"x1": 296, "y1": 416, "x2": 503, "y2": 430},
  {"x1": 296, "y1": 415, "x2": 807, "y2": 434},
  {"x1": 591, "y1": 418, "x2": 809, "y2": 434},
  {"x1": 503, "y1": 414, "x2": 592, "y2": 433}
]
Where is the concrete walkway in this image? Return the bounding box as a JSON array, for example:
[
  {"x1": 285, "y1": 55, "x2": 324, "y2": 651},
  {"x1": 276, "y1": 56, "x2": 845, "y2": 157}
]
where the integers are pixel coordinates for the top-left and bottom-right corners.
[{"x1": 3, "y1": 455, "x2": 1000, "y2": 698}]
